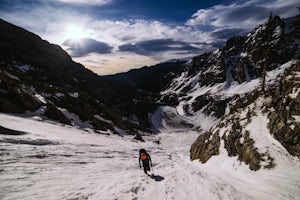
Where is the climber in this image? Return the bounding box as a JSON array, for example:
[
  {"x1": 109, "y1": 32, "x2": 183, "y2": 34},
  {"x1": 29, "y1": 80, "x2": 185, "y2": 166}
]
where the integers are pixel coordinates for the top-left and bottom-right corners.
[{"x1": 138, "y1": 148, "x2": 152, "y2": 175}]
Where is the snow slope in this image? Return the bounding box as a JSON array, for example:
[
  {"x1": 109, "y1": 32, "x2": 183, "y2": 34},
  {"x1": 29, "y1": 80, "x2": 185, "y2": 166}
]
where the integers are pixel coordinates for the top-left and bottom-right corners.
[{"x1": 1, "y1": 113, "x2": 300, "y2": 200}]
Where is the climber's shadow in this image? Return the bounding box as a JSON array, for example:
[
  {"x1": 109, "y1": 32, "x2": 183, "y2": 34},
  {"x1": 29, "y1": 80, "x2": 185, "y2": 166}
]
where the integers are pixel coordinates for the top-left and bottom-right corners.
[{"x1": 150, "y1": 174, "x2": 165, "y2": 182}]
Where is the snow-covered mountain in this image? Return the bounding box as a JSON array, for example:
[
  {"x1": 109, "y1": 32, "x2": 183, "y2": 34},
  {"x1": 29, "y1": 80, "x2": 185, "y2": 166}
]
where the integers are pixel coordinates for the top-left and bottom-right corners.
[
  {"x1": 161, "y1": 15, "x2": 299, "y2": 115},
  {"x1": 158, "y1": 14, "x2": 300, "y2": 170}
]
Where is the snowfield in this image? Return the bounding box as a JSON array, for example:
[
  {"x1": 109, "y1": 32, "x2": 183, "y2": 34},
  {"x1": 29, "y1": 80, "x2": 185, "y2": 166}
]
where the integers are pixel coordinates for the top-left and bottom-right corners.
[{"x1": 1, "y1": 113, "x2": 300, "y2": 200}]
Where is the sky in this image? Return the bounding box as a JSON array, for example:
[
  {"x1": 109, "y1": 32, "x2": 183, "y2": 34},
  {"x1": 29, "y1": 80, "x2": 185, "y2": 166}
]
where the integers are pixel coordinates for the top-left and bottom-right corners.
[{"x1": 0, "y1": 0, "x2": 299, "y2": 75}]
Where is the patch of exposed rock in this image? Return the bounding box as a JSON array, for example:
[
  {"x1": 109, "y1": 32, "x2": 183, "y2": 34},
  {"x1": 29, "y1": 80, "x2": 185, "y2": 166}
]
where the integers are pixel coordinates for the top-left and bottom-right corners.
[
  {"x1": 190, "y1": 132, "x2": 220, "y2": 163},
  {"x1": 268, "y1": 61, "x2": 300, "y2": 157}
]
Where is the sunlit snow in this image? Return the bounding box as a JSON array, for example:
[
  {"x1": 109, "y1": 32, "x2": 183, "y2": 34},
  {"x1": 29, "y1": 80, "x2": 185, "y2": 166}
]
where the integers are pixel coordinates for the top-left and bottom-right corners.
[{"x1": 1, "y1": 112, "x2": 299, "y2": 200}]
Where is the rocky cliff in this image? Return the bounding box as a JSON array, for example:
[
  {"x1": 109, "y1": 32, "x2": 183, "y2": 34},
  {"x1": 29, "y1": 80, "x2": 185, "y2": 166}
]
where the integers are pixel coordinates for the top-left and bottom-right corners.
[
  {"x1": 191, "y1": 15, "x2": 299, "y2": 170},
  {"x1": 159, "y1": 14, "x2": 300, "y2": 170}
]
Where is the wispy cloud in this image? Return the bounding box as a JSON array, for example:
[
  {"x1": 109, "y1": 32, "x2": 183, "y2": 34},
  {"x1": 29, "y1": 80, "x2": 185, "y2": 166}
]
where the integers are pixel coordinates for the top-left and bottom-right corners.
[
  {"x1": 187, "y1": 4, "x2": 267, "y2": 29},
  {"x1": 119, "y1": 39, "x2": 200, "y2": 57},
  {"x1": 187, "y1": 0, "x2": 299, "y2": 30},
  {"x1": 54, "y1": 0, "x2": 114, "y2": 6}
]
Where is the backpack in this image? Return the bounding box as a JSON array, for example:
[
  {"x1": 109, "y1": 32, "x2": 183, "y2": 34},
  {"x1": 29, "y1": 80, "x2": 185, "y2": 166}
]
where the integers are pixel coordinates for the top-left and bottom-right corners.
[
  {"x1": 140, "y1": 153, "x2": 147, "y2": 160},
  {"x1": 139, "y1": 148, "x2": 148, "y2": 161}
]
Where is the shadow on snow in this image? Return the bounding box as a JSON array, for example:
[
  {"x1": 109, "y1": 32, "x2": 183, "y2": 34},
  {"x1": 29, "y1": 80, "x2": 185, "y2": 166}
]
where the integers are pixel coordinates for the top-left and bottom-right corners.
[{"x1": 150, "y1": 174, "x2": 165, "y2": 182}]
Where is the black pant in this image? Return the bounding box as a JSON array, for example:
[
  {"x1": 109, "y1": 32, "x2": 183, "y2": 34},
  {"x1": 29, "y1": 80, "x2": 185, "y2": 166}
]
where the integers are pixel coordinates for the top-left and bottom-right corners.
[{"x1": 142, "y1": 160, "x2": 150, "y2": 174}]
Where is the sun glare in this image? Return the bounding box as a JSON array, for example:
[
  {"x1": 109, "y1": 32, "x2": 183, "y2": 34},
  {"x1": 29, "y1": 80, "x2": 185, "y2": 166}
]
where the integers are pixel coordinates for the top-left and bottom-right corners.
[{"x1": 65, "y1": 25, "x2": 87, "y2": 40}]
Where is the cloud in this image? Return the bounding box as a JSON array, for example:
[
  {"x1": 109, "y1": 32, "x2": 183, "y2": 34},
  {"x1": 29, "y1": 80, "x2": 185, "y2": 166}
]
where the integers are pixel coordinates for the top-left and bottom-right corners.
[
  {"x1": 187, "y1": 0, "x2": 299, "y2": 30},
  {"x1": 87, "y1": 19, "x2": 213, "y2": 51},
  {"x1": 119, "y1": 39, "x2": 201, "y2": 57},
  {"x1": 54, "y1": 0, "x2": 114, "y2": 6},
  {"x1": 187, "y1": 3, "x2": 268, "y2": 30},
  {"x1": 89, "y1": 20, "x2": 183, "y2": 44},
  {"x1": 63, "y1": 38, "x2": 113, "y2": 57}
]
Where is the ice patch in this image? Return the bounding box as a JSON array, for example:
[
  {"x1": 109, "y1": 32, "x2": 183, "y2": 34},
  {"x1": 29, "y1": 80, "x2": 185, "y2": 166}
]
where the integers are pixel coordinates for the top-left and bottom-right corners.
[
  {"x1": 15, "y1": 64, "x2": 34, "y2": 73},
  {"x1": 55, "y1": 93, "x2": 65, "y2": 98},
  {"x1": 69, "y1": 92, "x2": 79, "y2": 98},
  {"x1": 58, "y1": 108, "x2": 93, "y2": 129},
  {"x1": 94, "y1": 115, "x2": 114, "y2": 125},
  {"x1": 35, "y1": 94, "x2": 47, "y2": 104},
  {"x1": 292, "y1": 115, "x2": 300, "y2": 123},
  {"x1": 289, "y1": 87, "x2": 300, "y2": 99}
]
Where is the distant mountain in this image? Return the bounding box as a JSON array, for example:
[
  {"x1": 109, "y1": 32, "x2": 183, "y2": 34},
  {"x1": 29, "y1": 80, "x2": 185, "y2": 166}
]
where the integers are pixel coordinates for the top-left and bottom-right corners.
[
  {"x1": 0, "y1": 19, "x2": 155, "y2": 135},
  {"x1": 102, "y1": 60, "x2": 188, "y2": 94}
]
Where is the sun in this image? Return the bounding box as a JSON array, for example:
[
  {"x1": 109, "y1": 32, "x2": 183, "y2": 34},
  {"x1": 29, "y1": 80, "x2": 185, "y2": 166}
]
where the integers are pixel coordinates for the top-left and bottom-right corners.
[{"x1": 65, "y1": 24, "x2": 88, "y2": 40}]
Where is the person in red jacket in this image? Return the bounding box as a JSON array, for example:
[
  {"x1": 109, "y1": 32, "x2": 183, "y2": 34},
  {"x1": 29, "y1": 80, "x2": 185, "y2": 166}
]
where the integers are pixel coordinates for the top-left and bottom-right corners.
[{"x1": 139, "y1": 148, "x2": 152, "y2": 175}]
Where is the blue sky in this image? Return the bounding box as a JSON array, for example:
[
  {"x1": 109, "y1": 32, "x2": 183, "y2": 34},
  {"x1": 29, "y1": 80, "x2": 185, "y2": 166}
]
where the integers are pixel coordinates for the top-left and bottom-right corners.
[{"x1": 0, "y1": 0, "x2": 299, "y2": 75}]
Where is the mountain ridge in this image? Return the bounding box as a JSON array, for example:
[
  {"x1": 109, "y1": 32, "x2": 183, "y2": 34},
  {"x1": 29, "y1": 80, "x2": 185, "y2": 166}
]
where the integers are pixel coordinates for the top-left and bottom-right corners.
[
  {"x1": 154, "y1": 14, "x2": 300, "y2": 170},
  {"x1": 0, "y1": 18, "x2": 155, "y2": 135}
]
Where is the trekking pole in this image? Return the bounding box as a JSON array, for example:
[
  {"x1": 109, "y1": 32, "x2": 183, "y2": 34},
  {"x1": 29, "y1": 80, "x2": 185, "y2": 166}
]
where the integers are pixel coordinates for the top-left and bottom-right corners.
[{"x1": 151, "y1": 165, "x2": 155, "y2": 175}]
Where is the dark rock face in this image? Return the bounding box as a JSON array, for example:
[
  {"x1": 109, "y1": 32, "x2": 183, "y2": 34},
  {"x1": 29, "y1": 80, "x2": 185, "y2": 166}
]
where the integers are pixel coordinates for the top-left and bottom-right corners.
[
  {"x1": 192, "y1": 95, "x2": 230, "y2": 118},
  {"x1": 133, "y1": 133, "x2": 145, "y2": 142},
  {"x1": 190, "y1": 132, "x2": 220, "y2": 163},
  {"x1": 190, "y1": 108, "x2": 276, "y2": 171},
  {"x1": 222, "y1": 122, "x2": 262, "y2": 171},
  {"x1": 44, "y1": 103, "x2": 71, "y2": 125},
  {"x1": 190, "y1": 60, "x2": 300, "y2": 170},
  {"x1": 192, "y1": 95, "x2": 212, "y2": 112},
  {"x1": 268, "y1": 61, "x2": 300, "y2": 157},
  {"x1": 237, "y1": 131, "x2": 262, "y2": 171},
  {"x1": 188, "y1": 15, "x2": 300, "y2": 170},
  {"x1": 0, "y1": 71, "x2": 43, "y2": 113}
]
